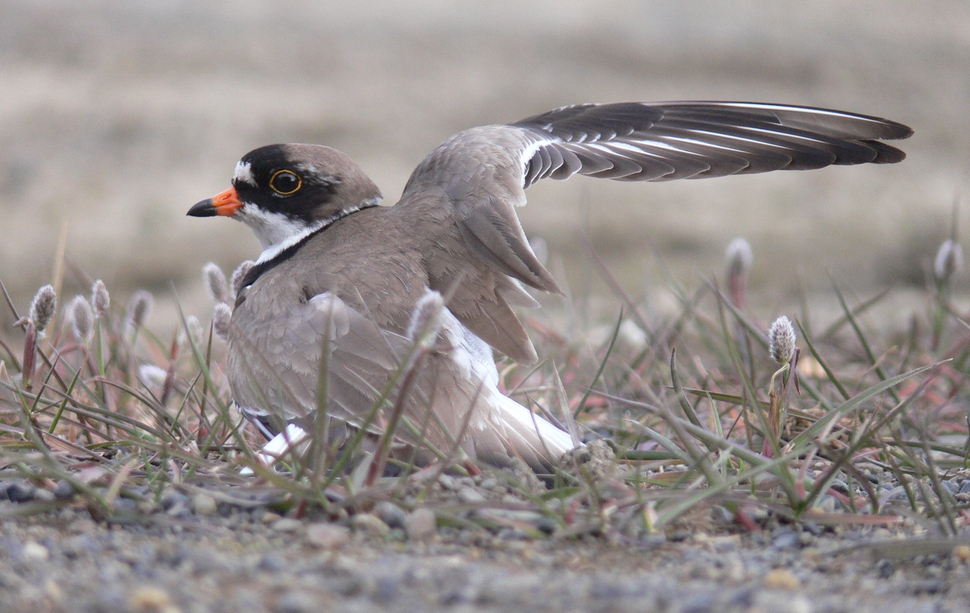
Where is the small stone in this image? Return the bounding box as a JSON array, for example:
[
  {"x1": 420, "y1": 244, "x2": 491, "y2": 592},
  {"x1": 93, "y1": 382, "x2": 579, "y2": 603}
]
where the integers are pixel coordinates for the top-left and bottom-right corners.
[
  {"x1": 274, "y1": 589, "x2": 318, "y2": 613},
  {"x1": 536, "y1": 517, "x2": 558, "y2": 535},
  {"x1": 191, "y1": 494, "x2": 218, "y2": 516},
  {"x1": 762, "y1": 568, "x2": 800, "y2": 591},
  {"x1": 406, "y1": 508, "x2": 437, "y2": 542},
  {"x1": 33, "y1": 488, "x2": 55, "y2": 502},
  {"x1": 258, "y1": 554, "x2": 287, "y2": 573},
  {"x1": 6, "y1": 482, "x2": 36, "y2": 503},
  {"x1": 351, "y1": 513, "x2": 390, "y2": 538},
  {"x1": 875, "y1": 559, "x2": 895, "y2": 579},
  {"x1": 816, "y1": 495, "x2": 837, "y2": 513},
  {"x1": 755, "y1": 591, "x2": 811, "y2": 613},
  {"x1": 437, "y1": 474, "x2": 458, "y2": 491},
  {"x1": 53, "y1": 481, "x2": 76, "y2": 500},
  {"x1": 43, "y1": 578, "x2": 63, "y2": 605},
  {"x1": 771, "y1": 529, "x2": 799, "y2": 550},
  {"x1": 22, "y1": 541, "x2": 48, "y2": 561},
  {"x1": 272, "y1": 518, "x2": 304, "y2": 533},
  {"x1": 954, "y1": 544, "x2": 970, "y2": 563},
  {"x1": 373, "y1": 502, "x2": 407, "y2": 529},
  {"x1": 160, "y1": 489, "x2": 188, "y2": 511},
  {"x1": 305, "y1": 523, "x2": 350, "y2": 549},
  {"x1": 112, "y1": 498, "x2": 139, "y2": 514},
  {"x1": 261, "y1": 511, "x2": 283, "y2": 524},
  {"x1": 162, "y1": 490, "x2": 190, "y2": 518},
  {"x1": 62, "y1": 534, "x2": 102, "y2": 558},
  {"x1": 479, "y1": 477, "x2": 498, "y2": 490},
  {"x1": 458, "y1": 487, "x2": 485, "y2": 504},
  {"x1": 129, "y1": 585, "x2": 179, "y2": 613}
]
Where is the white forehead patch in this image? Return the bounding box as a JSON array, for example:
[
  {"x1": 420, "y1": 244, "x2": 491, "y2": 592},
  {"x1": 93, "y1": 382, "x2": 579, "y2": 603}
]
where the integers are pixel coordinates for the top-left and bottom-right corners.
[{"x1": 233, "y1": 161, "x2": 257, "y2": 187}]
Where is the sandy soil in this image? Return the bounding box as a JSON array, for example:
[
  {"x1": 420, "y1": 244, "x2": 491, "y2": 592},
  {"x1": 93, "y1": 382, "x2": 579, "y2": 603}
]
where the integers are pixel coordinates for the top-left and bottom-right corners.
[{"x1": 1, "y1": 1, "x2": 968, "y2": 332}]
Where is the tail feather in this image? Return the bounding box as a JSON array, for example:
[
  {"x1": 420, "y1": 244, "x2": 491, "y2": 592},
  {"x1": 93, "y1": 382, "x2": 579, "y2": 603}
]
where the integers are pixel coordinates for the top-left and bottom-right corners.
[{"x1": 479, "y1": 393, "x2": 578, "y2": 470}]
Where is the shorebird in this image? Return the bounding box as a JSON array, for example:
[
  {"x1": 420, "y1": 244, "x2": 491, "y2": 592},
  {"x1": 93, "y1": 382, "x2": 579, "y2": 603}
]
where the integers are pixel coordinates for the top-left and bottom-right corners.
[{"x1": 188, "y1": 101, "x2": 911, "y2": 470}]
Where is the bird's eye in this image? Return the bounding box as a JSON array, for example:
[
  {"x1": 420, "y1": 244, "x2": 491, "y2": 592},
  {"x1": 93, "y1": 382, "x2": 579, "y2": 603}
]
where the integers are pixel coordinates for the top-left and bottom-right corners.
[{"x1": 269, "y1": 170, "x2": 302, "y2": 195}]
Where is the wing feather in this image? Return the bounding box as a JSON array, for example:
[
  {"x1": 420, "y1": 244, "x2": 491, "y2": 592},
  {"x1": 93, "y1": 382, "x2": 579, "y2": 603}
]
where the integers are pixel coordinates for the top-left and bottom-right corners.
[{"x1": 400, "y1": 101, "x2": 910, "y2": 363}]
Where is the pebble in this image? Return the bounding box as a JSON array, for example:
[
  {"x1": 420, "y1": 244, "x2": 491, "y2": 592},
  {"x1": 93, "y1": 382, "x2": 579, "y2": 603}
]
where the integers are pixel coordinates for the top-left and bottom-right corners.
[
  {"x1": 53, "y1": 481, "x2": 76, "y2": 500},
  {"x1": 112, "y1": 498, "x2": 139, "y2": 514},
  {"x1": 272, "y1": 518, "x2": 304, "y2": 533},
  {"x1": 762, "y1": 568, "x2": 800, "y2": 591},
  {"x1": 458, "y1": 487, "x2": 486, "y2": 504},
  {"x1": 43, "y1": 578, "x2": 64, "y2": 606},
  {"x1": 34, "y1": 488, "x2": 56, "y2": 502},
  {"x1": 275, "y1": 589, "x2": 319, "y2": 613},
  {"x1": 373, "y1": 501, "x2": 407, "y2": 529},
  {"x1": 161, "y1": 490, "x2": 190, "y2": 518},
  {"x1": 192, "y1": 494, "x2": 218, "y2": 516},
  {"x1": 755, "y1": 591, "x2": 812, "y2": 613},
  {"x1": 406, "y1": 508, "x2": 437, "y2": 542},
  {"x1": 129, "y1": 585, "x2": 179, "y2": 613},
  {"x1": 305, "y1": 523, "x2": 350, "y2": 549},
  {"x1": 62, "y1": 534, "x2": 102, "y2": 558},
  {"x1": 771, "y1": 530, "x2": 799, "y2": 550},
  {"x1": 437, "y1": 475, "x2": 458, "y2": 491},
  {"x1": 6, "y1": 482, "x2": 36, "y2": 503},
  {"x1": 261, "y1": 511, "x2": 283, "y2": 524},
  {"x1": 22, "y1": 541, "x2": 49, "y2": 561},
  {"x1": 351, "y1": 513, "x2": 390, "y2": 538}
]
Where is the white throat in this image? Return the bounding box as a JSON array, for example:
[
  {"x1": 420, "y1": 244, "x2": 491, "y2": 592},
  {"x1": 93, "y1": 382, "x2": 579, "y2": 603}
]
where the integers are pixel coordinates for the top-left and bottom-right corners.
[
  {"x1": 234, "y1": 203, "x2": 321, "y2": 260},
  {"x1": 254, "y1": 220, "x2": 327, "y2": 264},
  {"x1": 238, "y1": 200, "x2": 380, "y2": 265}
]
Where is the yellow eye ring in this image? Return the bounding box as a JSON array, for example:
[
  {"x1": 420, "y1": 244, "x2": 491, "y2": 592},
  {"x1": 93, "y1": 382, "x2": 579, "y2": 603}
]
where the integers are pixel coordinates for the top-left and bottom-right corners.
[{"x1": 269, "y1": 169, "x2": 302, "y2": 195}]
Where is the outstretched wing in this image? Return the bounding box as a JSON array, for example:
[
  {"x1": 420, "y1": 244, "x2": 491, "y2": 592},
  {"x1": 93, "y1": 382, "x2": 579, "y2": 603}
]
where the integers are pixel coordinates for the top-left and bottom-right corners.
[
  {"x1": 512, "y1": 102, "x2": 911, "y2": 186},
  {"x1": 400, "y1": 102, "x2": 911, "y2": 363}
]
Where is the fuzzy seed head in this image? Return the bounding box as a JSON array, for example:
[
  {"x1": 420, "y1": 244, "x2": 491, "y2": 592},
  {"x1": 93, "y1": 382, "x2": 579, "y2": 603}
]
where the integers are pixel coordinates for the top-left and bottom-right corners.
[
  {"x1": 91, "y1": 279, "x2": 110, "y2": 317},
  {"x1": 202, "y1": 262, "x2": 229, "y2": 304},
  {"x1": 230, "y1": 260, "x2": 255, "y2": 301},
  {"x1": 934, "y1": 239, "x2": 964, "y2": 281},
  {"x1": 768, "y1": 316, "x2": 796, "y2": 364},
  {"x1": 125, "y1": 290, "x2": 154, "y2": 331},
  {"x1": 177, "y1": 315, "x2": 203, "y2": 349},
  {"x1": 726, "y1": 238, "x2": 753, "y2": 277},
  {"x1": 407, "y1": 290, "x2": 444, "y2": 347},
  {"x1": 69, "y1": 295, "x2": 94, "y2": 343},
  {"x1": 213, "y1": 302, "x2": 232, "y2": 341},
  {"x1": 138, "y1": 364, "x2": 168, "y2": 388},
  {"x1": 28, "y1": 285, "x2": 57, "y2": 334}
]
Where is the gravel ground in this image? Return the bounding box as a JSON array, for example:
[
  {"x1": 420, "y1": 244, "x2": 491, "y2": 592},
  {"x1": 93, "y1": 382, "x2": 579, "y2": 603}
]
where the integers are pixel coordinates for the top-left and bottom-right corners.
[{"x1": 2, "y1": 463, "x2": 970, "y2": 613}]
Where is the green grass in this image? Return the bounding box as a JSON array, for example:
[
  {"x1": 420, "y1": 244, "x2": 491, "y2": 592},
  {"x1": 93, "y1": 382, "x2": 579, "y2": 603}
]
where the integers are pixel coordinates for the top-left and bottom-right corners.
[{"x1": 1, "y1": 239, "x2": 968, "y2": 541}]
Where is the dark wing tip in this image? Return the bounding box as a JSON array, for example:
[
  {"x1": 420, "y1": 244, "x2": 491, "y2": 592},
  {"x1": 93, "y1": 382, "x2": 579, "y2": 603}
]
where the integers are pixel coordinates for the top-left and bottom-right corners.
[{"x1": 862, "y1": 140, "x2": 908, "y2": 164}]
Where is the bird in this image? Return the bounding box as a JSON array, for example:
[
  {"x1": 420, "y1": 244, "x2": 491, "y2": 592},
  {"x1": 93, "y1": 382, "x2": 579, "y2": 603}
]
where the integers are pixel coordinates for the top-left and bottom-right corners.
[{"x1": 188, "y1": 101, "x2": 912, "y2": 471}]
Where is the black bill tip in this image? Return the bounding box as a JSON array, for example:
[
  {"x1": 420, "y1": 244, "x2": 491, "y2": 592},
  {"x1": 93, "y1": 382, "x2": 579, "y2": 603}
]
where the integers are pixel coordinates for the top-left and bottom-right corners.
[{"x1": 187, "y1": 198, "x2": 217, "y2": 217}]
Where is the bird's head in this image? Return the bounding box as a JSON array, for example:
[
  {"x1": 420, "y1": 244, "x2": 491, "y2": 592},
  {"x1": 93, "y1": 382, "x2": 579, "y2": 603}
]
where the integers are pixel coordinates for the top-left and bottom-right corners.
[{"x1": 188, "y1": 144, "x2": 382, "y2": 251}]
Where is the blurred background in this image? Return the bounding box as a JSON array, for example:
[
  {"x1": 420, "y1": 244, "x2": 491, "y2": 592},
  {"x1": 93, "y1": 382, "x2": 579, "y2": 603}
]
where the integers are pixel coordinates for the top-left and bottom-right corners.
[{"x1": 0, "y1": 0, "x2": 967, "y2": 333}]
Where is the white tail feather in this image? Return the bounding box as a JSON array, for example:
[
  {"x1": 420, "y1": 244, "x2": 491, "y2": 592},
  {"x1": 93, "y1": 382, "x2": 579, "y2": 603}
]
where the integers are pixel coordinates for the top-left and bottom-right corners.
[{"x1": 489, "y1": 393, "x2": 578, "y2": 468}]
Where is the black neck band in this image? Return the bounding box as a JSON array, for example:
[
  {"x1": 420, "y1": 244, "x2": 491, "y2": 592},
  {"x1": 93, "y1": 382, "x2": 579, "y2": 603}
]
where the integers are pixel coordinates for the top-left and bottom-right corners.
[{"x1": 234, "y1": 203, "x2": 378, "y2": 305}]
